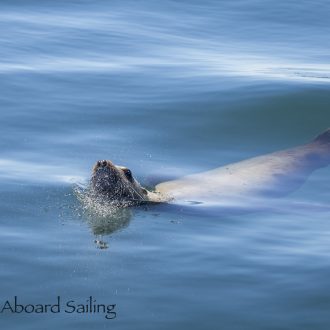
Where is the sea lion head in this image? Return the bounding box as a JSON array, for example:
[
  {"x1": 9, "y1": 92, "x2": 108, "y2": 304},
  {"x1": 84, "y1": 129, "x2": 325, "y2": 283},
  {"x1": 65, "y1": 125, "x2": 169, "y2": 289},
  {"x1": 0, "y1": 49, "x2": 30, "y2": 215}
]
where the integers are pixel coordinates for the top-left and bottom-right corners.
[{"x1": 91, "y1": 160, "x2": 148, "y2": 204}]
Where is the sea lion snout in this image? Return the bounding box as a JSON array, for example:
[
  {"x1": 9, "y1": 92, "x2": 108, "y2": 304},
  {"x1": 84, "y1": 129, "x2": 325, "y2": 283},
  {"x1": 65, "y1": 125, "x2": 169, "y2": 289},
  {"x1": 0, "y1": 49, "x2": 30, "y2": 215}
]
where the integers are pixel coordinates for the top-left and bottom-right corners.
[
  {"x1": 91, "y1": 160, "x2": 120, "y2": 192},
  {"x1": 93, "y1": 160, "x2": 116, "y2": 173},
  {"x1": 98, "y1": 160, "x2": 108, "y2": 167}
]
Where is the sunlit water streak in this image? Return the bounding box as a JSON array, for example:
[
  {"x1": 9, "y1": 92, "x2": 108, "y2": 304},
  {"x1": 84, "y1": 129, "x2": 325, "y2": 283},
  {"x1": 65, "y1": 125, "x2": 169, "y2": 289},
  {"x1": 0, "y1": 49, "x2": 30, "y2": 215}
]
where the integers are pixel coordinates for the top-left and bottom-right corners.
[
  {"x1": 1, "y1": 3, "x2": 330, "y2": 83},
  {"x1": 0, "y1": 158, "x2": 86, "y2": 183}
]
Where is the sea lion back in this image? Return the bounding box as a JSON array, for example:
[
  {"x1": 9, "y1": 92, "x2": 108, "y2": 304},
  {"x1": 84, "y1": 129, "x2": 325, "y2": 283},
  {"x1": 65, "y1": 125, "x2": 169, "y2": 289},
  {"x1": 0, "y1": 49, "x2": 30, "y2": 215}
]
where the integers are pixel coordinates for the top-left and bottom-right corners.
[{"x1": 156, "y1": 129, "x2": 330, "y2": 204}]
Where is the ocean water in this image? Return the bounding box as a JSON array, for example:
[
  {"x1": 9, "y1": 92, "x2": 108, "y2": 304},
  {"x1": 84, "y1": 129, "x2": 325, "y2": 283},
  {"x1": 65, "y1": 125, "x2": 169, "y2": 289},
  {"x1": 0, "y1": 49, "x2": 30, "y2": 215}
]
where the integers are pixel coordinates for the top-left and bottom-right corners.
[{"x1": 0, "y1": 0, "x2": 330, "y2": 329}]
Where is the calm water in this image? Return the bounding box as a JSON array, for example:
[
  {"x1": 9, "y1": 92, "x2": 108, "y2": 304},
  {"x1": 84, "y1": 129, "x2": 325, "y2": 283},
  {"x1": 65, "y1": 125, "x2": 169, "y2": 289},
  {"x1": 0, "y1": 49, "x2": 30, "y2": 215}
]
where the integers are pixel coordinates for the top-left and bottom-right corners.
[{"x1": 0, "y1": 0, "x2": 330, "y2": 329}]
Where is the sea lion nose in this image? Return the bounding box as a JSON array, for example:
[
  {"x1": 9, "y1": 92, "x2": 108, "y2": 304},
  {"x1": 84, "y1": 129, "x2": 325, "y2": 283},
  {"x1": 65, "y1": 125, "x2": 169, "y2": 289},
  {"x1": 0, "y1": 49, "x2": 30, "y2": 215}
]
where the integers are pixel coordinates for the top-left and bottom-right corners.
[{"x1": 96, "y1": 160, "x2": 108, "y2": 168}]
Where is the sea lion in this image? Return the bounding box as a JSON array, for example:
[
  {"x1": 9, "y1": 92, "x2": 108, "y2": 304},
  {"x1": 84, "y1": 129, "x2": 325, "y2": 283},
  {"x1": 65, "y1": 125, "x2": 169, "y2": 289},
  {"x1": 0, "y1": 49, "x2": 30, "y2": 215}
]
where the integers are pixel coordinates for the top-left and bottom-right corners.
[{"x1": 90, "y1": 129, "x2": 330, "y2": 206}]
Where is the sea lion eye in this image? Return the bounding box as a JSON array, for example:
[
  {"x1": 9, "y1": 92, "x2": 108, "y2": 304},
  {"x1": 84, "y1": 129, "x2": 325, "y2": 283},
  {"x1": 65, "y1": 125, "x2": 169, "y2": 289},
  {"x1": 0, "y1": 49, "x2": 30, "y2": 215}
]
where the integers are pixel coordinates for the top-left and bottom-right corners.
[
  {"x1": 101, "y1": 160, "x2": 107, "y2": 167},
  {"x1": 123, "y1": 168, "x2": 133, "y2": 181}
]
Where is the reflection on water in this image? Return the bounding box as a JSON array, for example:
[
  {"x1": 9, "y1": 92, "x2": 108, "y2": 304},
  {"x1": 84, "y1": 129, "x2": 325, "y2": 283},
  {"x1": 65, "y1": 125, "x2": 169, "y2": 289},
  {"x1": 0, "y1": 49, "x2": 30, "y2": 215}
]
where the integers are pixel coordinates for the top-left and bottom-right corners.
[
  {"x1": 84, "y1": 205, "x2": 133, "y2": 237},
  {"x1": 73, "y1": 183, "x2": 134, "y2": 250}
]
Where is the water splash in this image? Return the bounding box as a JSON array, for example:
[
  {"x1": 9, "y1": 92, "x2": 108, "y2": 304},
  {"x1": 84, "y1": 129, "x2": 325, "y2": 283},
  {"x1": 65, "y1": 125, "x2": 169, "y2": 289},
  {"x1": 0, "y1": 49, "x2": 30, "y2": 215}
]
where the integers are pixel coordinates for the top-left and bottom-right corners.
[{"x1": 73, "y1": 182, "x2": 135, "y2": 240}]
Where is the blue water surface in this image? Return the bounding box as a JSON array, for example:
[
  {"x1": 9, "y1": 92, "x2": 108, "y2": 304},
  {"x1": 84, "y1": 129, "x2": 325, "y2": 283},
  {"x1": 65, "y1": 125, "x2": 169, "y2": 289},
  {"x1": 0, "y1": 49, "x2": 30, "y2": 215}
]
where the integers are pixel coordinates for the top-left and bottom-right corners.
[{"x1": 0, "y1": 0, "x2": 330, "y2": 329}]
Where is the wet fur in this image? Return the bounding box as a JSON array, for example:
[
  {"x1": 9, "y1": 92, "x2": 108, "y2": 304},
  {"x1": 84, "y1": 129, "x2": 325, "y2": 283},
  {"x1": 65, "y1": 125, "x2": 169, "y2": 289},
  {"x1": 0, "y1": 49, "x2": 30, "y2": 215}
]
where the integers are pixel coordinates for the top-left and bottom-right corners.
[{"x1": 91, "y1": 160, "x2": 149, "y2": 204}]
